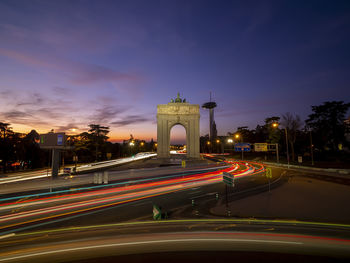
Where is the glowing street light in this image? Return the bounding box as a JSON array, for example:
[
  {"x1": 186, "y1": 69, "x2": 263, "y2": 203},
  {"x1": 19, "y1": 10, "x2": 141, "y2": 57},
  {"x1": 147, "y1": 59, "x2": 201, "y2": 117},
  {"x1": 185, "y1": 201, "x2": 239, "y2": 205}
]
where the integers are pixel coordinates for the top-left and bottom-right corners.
[
  {"x1": 207, "y1": 141, "x2": 211, "y2": 145},
  {"x1": 227, "y1": 138, "x2": 233, "y2": 143},
  {"x1": 235, "y1": 133, "x2": 243, "y2": 160},
  {"x1": 216, "y1": 139, "x2": 220, "y2": 143},
  {"x1": 272, "y1": 122, "x2": 289, "y2": 167},
  {"x1": 271, "y1": 123, "x2": 280, "y2": 163},
  {"x1": 129, "y1": 141, "x2": 135, "y2": 146}
]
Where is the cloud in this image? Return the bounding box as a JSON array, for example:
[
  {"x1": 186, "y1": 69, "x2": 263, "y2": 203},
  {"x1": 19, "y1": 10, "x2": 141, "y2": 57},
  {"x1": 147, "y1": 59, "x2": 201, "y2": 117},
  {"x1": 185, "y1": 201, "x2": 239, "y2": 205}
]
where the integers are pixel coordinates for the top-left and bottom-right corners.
[
  {"x1": 2, "y1": 110, "x2": 31, "y2": 119},
  {"x1": 91, "y1": 105, "x2": 128, "y2": 123},
  {"x1": 16, "y1": 92, "x2": 44, "y2": 106},
  {"x1": 0, "y1": 47, "x2": 143, "y2": 88},
  {"x1": 71, "y1": 64, "x2": 142, "y2": 85},
  {"x1": 111, "y1": 115, "x2": 151, "y2": 126},
  {"x1": 55, "y1": 122, "x2": 84, "y2": 133},
  {"x1": 52, "y1": 86, "x2": 71, "y2": 96}
]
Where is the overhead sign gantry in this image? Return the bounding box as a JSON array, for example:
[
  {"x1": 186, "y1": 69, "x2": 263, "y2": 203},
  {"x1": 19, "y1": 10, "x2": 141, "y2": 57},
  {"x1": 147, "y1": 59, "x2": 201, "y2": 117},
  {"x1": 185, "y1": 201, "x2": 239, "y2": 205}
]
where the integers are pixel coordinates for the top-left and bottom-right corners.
[{"x1": 38, "y1": 132, "x2": 73, "y2": 178}]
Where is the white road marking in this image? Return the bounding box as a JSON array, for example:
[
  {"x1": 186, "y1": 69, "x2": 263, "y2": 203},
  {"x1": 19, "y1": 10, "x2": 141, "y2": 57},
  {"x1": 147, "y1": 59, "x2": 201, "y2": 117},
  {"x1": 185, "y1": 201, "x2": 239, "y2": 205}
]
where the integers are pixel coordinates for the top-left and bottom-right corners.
[{"x1": 0, "y1": 238, "x2": 303, "y2": 262}]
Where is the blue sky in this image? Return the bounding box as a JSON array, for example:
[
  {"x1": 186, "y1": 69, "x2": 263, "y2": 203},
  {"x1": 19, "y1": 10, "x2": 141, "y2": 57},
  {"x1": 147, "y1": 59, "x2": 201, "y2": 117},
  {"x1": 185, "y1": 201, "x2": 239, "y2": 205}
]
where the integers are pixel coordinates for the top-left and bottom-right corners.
[{"x1": 0, "y1": 0, "x2": 349, "y2": 143}]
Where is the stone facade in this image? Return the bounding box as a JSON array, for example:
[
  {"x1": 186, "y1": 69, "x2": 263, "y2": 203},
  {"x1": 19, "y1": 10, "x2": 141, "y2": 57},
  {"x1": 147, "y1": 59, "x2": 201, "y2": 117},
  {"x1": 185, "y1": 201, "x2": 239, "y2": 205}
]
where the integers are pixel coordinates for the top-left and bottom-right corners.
[{"x1": 157, "y1": 102, "x2": 200, "y2": 159}]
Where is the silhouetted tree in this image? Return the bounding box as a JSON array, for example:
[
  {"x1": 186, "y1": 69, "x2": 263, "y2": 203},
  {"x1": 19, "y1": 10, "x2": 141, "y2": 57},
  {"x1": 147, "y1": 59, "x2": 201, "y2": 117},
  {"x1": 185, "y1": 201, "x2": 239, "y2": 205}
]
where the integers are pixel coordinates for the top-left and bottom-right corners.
[
  {"x1": 88, "y1": 124, "x2": 110, "y2": 161},
  {"x1": 306, "y1": 101, "x2": 350, "y2": 151},
  {"x1": 281, "y1": 113, "x2": 303, "y2": 161}
]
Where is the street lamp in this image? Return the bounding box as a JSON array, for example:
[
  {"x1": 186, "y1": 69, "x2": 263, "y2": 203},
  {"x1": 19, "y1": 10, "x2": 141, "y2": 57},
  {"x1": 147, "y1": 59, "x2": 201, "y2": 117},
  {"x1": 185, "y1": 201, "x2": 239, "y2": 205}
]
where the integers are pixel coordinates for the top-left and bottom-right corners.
[
  {"x1": 271, "y1": 122, "x2": 280, "y2": 163},
  {"x1": 272, "y1": 122, "x2": 289, "y2": 168},
  {"x1": 235, "y1": 133, "x2": 243, "y2": 160},
  {"x1": 309, "y1": 129, "x2": 314, "y2": 166},
  {"x1": 227, "y1": 138, "x2": 233, "y2": 155}
]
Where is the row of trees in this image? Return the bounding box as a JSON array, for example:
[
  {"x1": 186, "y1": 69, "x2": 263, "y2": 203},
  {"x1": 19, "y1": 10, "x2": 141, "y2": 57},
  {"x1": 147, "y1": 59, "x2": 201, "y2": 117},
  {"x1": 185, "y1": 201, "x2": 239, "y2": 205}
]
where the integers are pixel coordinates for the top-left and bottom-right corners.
[
  {"x1": 201, "y1": 101, "x2": 350, "y2": 163},
  {"x1": 0, "y1": 123, "x2": 157, "y2": 173},
  {"x1": 0, "y1": 123, "x2": 44, "y2": 173}
]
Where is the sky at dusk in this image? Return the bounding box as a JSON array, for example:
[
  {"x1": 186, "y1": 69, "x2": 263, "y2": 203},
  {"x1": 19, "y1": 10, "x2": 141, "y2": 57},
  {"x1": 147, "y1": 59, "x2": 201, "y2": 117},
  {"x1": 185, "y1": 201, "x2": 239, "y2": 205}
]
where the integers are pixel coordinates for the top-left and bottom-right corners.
[{"x1": 0, "y1": 0, "x2": 349, "y2": 143}]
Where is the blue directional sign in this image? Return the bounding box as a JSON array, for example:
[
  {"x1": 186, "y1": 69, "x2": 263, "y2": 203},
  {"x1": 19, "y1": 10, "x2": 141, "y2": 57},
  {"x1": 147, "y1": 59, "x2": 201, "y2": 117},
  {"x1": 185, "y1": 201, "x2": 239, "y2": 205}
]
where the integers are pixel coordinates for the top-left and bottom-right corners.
[
  {"x1": 234, "y1": 143, "x2": 251, "y2": 152},
  {"x1": 57, "y1": 134, "x2": 63, "y2": 145}
]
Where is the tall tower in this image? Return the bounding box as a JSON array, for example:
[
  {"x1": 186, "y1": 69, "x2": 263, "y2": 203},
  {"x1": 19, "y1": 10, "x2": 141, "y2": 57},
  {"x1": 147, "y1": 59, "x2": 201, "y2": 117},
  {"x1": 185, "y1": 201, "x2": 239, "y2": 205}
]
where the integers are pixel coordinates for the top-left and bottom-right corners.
[{"x1": 202, "y1": 92, "x2": 217, "y2": 140}]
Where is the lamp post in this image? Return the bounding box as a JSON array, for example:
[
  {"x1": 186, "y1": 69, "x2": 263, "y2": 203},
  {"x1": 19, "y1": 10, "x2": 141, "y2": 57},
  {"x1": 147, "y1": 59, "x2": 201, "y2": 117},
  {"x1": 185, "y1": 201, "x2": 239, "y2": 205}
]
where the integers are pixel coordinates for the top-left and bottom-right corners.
[
  {"x1": 235, "y1": 134, "x2": 243, "y2": 160},
  {"x1": 284, "y1": 128, "x2": 290, "y2": 168},
  {"x1": 227, "y1": 138, "x2": 233, "y2": 155},
  {"x1": 206, "y1": 140, "x2": 211, "y2": 153},
  {"x1": 309, "y1": 130, "x2": 314, "y2": 166},
  {"x1": 272, "y1": 122, "x2": 289, "y2": 167},
  {"x1": 271, "y1": 122, "x2": 280, "y2": 163}
]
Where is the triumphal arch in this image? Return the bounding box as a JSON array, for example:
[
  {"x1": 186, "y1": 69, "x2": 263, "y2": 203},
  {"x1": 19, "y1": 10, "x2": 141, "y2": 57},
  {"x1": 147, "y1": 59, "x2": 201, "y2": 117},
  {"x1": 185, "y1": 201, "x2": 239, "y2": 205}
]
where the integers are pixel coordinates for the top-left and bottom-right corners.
[{"x1": 157, "y1": 93, "x2": 200, "y2": 159}]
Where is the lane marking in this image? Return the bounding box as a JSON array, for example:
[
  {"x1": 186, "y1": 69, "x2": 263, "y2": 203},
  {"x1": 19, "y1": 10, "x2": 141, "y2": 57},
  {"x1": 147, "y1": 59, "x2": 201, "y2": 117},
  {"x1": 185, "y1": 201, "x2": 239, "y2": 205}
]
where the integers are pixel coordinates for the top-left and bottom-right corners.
[{"x1": 0, "y1": 238, "x2": 302, "y2": 262}]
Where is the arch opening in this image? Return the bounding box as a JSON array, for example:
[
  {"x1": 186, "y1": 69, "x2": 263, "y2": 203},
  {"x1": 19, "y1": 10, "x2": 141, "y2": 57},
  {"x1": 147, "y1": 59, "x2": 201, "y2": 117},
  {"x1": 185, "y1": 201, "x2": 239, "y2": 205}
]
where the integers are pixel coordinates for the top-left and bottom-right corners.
[{"x1": 169, "y1": 124, "x2": 187, "y2": 155}]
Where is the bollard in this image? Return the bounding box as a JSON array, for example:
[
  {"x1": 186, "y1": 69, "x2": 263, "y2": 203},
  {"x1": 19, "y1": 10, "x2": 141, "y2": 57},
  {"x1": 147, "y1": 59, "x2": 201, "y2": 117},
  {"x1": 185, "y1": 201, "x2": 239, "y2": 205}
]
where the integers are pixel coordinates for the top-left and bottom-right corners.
[
  {"x1": 103, "y1": 171, "x2": 109, "y2": 184},
  {"x1": 93, "y1": 173, "x2": 98, "y2": 184},
  {"x1": 98, "y1": 172, "x2": 103, "y2": 184},
  {"x1": 192, "y1": 199, "x2": 195, "y2": 206},
  {"x1": 215, "y1": 193, "x2": 219, "y2": 200}
]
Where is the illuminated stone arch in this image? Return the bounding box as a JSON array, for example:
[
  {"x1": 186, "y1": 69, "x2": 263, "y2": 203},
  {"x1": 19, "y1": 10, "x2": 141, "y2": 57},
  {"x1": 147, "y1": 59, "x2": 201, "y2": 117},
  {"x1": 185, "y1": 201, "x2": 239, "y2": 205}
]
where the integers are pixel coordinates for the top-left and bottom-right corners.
[{"x1": 157, "y1": 94, "x2": 200, "y2": 159}]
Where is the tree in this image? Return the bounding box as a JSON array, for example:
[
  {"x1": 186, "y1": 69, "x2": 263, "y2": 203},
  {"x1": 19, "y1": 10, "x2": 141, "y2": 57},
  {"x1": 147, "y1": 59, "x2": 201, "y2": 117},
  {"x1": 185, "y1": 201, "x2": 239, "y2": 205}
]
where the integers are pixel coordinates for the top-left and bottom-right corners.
[
  {"x1": 88, "y1": 124, "x2": 110, "y2": 161},
  {"x1": 0, "y1": 122, "x2": 13, "y2": 173},
  {"x1": 264, "y1": 117, "x2": 281, "y2": 144},
  {"x1": 306, "y1": 101, "x2": 350, "y2": 151},
  {"x1": 281, "y1": 112, "x2": 303, "y2": 161},
  {"x1": 0, "y1": 122, "x2": 11, "y2": 139}
]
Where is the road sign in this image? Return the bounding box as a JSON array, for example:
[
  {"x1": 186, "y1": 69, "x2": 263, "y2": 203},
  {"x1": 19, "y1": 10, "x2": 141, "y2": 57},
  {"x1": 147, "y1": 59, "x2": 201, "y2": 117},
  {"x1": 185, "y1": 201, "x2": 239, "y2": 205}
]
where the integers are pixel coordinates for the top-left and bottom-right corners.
[
  {"x1": 223, "y1": 172, "x2": 235, "y2": 187},
  {"x1": 153, "y1": 204, "x2": 161, "y2": 220},
  {"x1": 234, "y1": 143, "x2": 251, "y2": 152},
  {"x1": 254, "y1": 143, "x2": 268, "y2": 152},
  {"x1": 298, "y1": 156, "x2": 302, "y2": 163},
  {"x1": 39, "y1": 133, "x2": 66, "y2": 148},
  {"x1": 265, "y1": 167, "x2": 272, "y2": 179}
]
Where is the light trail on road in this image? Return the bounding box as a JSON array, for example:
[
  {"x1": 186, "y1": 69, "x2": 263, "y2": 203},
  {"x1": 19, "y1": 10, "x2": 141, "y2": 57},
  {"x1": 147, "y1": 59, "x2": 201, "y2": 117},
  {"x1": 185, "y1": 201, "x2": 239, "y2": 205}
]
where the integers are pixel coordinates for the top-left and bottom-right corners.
[
  {"x1": 0, "y1": 153, "x2": 157, "y2": 185},
  {"x1": 0, "y1": 160, "x2": 265, "y2": 235}
]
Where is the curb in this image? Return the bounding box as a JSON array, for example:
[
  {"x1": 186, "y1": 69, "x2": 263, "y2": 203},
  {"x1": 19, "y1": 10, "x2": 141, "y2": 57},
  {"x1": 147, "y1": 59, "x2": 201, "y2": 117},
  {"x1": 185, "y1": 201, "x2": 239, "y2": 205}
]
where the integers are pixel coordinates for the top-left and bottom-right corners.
[{"x1": 262, "y1": 162, "x2": 350, "y2": 176}]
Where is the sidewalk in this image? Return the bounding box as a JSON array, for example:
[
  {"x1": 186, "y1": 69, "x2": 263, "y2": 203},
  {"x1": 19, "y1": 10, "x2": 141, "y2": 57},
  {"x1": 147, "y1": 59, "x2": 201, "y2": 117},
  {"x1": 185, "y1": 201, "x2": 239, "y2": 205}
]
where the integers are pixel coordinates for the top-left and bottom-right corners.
[{"x1": 210, "y1": 175, "x2": 350, "y2": 224}]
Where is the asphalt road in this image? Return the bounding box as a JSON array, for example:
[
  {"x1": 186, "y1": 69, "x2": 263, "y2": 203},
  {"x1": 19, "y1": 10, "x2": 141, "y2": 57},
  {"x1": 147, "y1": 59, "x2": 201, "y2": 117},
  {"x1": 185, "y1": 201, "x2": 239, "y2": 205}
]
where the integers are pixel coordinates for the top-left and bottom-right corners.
[
  {"x1": 0, "y1": 161, "x2": 276, "y2": 235},
  {"x1": 1, "y1": 220, "x2": 350, "y2": 263},
  {"x1": 1, "y1": 159, "x2": 350, "y2": 262}
]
